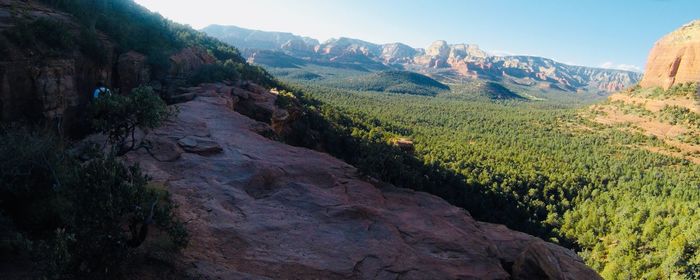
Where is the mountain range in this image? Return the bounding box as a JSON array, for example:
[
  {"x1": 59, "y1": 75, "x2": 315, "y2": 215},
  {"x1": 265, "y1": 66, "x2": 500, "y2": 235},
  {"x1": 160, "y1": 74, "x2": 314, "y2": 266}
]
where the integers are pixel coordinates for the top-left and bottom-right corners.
[{"x1": 203, "y1": 24, "x2": 642, "y2": 94}]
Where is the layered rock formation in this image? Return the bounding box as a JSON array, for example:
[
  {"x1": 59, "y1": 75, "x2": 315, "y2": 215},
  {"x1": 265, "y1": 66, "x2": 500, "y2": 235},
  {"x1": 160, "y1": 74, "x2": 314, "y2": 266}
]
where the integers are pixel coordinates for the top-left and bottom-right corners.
[
  {"x1": 204, "y1": 25, "x2": 642, "y2": 93},
  {"x1": 640, "y1": 20, "x2": 700, "y2": 89},
  {"x1": 380, "y1": 43, "x2": 418, "y2": 64},
  {"x1": 0, "y1": 0, "x2": 217, "y2": 134},
  {"x1": 0, "y1": 0, "x2": 114, "y2": 131},
  {"x1": 124, "y1": 82, "x2": 601, "y2": 279}
]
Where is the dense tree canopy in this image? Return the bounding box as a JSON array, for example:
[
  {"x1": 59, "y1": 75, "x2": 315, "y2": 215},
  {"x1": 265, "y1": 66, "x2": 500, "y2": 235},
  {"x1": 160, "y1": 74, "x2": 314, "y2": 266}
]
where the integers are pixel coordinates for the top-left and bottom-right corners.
[{"x1": 285, "y1": 81, "x2": 700, "y2": 279}]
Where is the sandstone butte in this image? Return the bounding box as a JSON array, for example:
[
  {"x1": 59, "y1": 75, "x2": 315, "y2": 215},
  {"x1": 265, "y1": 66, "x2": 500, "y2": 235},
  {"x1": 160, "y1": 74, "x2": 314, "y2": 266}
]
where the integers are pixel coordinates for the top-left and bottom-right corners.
[
  {"x1": 122, "y1": 82, "x2": 602, "y2": 279},
  {"x1": 640, "y1": 20, "x2": 700, "y2": 89}
]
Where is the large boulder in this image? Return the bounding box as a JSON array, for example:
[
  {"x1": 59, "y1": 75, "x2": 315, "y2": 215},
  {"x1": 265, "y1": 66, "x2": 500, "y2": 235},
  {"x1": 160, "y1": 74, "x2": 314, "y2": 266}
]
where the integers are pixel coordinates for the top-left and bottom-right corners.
[{"x1": 640, "y1": 20, "x2": 700, "y2": 89}]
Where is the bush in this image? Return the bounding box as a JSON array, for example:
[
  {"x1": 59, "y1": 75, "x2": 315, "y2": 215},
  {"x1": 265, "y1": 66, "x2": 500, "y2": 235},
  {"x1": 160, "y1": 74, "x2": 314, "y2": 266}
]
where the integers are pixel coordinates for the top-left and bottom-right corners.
[
  {"x1": 187, "y1": 60, "x2": 240, "y2": 85},
  {"x1": 0, "y1": 122, "x2": 187, "y2": 279},
  {"x1": 0, "y1": 127, "x2": 71, "y2": 234},
  {"x1": 48, "y1": 154, "x2": 186, "y2": 278},
  {"x1": 89, "y1": 86, "x2": 172, "y2": 155},
  {"x1": 3, "y1": 18, "x2": 76, "y2": 53}
]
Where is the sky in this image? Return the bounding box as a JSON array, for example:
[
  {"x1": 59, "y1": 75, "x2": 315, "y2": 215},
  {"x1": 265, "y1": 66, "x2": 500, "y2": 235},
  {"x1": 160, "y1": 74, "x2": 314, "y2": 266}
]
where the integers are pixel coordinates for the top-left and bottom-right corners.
[{"x1": 134, "y1": 0, "x2": 700, "y2": 72}]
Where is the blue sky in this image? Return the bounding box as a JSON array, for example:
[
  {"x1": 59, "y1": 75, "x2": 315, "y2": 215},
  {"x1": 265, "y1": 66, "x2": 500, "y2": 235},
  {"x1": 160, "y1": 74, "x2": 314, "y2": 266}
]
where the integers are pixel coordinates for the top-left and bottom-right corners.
[{"x1": 135, "y1": 0, "x2": 699, "y2": 72}]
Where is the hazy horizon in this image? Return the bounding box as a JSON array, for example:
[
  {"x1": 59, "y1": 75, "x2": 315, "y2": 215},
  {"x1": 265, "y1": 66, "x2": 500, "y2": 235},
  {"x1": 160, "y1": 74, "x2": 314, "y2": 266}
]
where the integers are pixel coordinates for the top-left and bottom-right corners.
[{"x1": 134, "y1": 0, "x2": 700, "y2": 73}]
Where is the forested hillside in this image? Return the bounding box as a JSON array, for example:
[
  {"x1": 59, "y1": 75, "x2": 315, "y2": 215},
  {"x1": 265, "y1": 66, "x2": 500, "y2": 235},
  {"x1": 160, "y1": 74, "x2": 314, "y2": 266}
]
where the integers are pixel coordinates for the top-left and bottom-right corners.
[
  {"x1": 281, "y1": 81, "x2": 700, "y2": 279},
  {"x1": 36, "y1": 0, "x2": 276, "y2": 85},
  {"x1": 336, "y1": 71, "x2": 450, "y2": 96}
]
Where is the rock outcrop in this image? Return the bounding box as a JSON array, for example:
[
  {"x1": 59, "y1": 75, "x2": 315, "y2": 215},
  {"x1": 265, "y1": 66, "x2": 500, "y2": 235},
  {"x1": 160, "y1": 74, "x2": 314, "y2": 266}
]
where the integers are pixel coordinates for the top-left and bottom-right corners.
[
  {"x1": 640, "y1": 20, "x2": 700, "y2": 89},
  {"x1": 117, "y1": 51, "x2": 151, "y2": 94},
  {"x1": 0, "y1": 0, "x2": 116, "y2": 133},
  {"x1": 125, "y1": 83, "x2": 601, "y2": 279},
  {"x1": 204, "y1": 25, "x2": 642, "y2": 94},
  {"x1": 0, "y1": 0, "x2": 221, "y2": 134},
  {"x1": 380, "y1": 43, "x2": 418, "y2": 65}
]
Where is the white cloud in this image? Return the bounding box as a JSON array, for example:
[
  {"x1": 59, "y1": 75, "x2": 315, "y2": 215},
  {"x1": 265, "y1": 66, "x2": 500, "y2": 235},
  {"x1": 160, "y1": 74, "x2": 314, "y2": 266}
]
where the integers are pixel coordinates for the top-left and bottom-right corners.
[{"x1": 600, "y1": 62, "x2": 642, "y2": 72}]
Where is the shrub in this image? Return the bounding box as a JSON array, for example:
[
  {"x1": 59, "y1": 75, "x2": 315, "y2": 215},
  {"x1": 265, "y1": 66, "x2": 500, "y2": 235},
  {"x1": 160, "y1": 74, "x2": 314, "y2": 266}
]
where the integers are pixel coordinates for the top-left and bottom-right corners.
[
  {"x1": 187, "y1": 60, "x2": 240, "y2": 85},
  {"x1": 89, "y1": 86, "x2": 172, "y2": 155},
  {"x1": 52, "y1": 154, "x2": 186, "y2": 278},
  {"x1": 0, "y1": 127, "x2": 187, "y2": 279},
  {"x1": 3, "y1": 18, "x2": 75, "y2": 53},
  {"x1": 0, "y1": 127, "x2": 71, "y2": 234}
]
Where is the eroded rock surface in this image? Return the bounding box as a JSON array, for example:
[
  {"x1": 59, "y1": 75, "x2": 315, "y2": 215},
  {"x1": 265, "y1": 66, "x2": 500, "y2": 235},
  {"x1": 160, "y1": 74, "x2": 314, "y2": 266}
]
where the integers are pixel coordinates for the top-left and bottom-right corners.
[
  {"x1": 126, "y1": 86, "x2": 601, "y2": 279},
  {"x1": 0, "y1": 0, "x2": 218, "y2": 133},
  {"x1": 640, "y1": 20, "x2": 700, "y2": 89}
]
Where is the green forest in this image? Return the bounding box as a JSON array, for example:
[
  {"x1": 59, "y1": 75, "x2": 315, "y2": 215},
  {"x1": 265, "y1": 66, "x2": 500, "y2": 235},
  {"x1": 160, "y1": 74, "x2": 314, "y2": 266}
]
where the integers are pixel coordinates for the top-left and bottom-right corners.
[
  {"x1": 2, "y1": 0, "x2": 699, "y2": 279},
  {"x1": 281, "y1": 80, "x2": 700, "y2": 279}
]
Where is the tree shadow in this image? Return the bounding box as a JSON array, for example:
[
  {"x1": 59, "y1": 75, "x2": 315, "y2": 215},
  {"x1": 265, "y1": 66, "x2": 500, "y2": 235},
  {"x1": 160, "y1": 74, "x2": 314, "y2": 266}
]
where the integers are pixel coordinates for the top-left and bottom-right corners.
[{"x1": 280, "y1": 89, "x2": 577, "y2": 249}]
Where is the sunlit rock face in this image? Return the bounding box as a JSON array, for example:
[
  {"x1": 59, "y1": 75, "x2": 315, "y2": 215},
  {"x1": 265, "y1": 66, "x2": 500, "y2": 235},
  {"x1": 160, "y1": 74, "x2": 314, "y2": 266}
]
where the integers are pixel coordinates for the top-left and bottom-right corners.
[
  {"x1": 205, "y1": 24, "x2": 643, "y2": 94},
  {"x1": 641, "y1": 20, "x2": 700, "y2": 89}
]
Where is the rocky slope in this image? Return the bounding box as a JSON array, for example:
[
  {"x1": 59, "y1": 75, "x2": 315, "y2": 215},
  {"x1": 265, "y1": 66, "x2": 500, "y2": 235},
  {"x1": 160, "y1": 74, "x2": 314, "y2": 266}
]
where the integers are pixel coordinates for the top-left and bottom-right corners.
[
  {"x1": 125, "y1": 82, "x2": 601, "y2": 279},
  {"x1": 640, "y1": 20, "x2": 700, "y2": 89},
  {"x1": 586, "y1": 20, "x2": 700, "y2": 164},
  {"x1": 204, "y1": 25, "x2": 642, "y2": 94},
  {"x1": 0, "y1": 0, "x2": 246, "y2": 135}
]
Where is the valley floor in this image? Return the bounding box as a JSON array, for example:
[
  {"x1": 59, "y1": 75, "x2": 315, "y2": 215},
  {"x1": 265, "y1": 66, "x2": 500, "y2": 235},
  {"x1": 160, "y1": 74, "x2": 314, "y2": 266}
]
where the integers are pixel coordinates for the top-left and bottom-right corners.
[{"x1": 287, "y1": 81, "x2": 700, "y2": 279}]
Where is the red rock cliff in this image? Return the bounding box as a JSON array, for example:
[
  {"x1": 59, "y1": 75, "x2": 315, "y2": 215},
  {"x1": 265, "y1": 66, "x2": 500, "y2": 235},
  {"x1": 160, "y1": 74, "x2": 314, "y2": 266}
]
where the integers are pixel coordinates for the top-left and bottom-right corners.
[{"x1": 640, "y1": 20, "x2": 700, "y2": 89}]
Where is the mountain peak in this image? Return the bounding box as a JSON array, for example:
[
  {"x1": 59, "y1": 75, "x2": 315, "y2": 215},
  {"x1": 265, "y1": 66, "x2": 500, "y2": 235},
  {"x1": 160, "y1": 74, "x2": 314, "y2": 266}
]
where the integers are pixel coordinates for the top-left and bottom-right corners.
[
  {"x1": 426, "y1": 40, "x2": 450, "y2": 57},
  {"x1": 204, "y1": 25, "x2": 641, "y2": 93}
]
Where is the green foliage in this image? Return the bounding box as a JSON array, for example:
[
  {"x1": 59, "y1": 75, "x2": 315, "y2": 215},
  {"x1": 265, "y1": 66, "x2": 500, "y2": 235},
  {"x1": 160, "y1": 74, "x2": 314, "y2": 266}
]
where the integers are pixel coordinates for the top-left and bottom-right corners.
[
  {"x1": 659, "y1": 105, "x2": 700, "y2": 128},
  {"x1": 38, "y1": 0, "x2": 278, "y2": 87},
  {"x1": 338, "y1": 70, "x2": 450, "y2": 96},
  {"x1": 443, "y1": 81, "x2": 525, "y2": 101},
  {"x1": 237, "y1": 63, "x2": 277, "y2": 87},
  {"x1": 285, "y1": 81, "x2": 700, "y2": 278},
  {"x1": 0, "y1": 128, "x2": 71, "y2": 234},
  {"x1": 629, "y1": 82, "x2": 699, "y2": 100},
  {"x1": 187, "y1": 60, "x2": 240, "y2": 85},
  {"x1": 53, "y1": 154, "x2": 184, "y2": 278},
  {"x1": 274, "y1": 89, "x2": 298, "y2": 109},
  {"x1": 610, "y1": 100, "x2": 655, "y2": 117},
  {"x1": 3, "y1": 18, "x2": 75, "y2": 54},
  {"x1": 89, "y1": 86, "x2": 171, "y2": 155},
  {"x1": 0, "y1": 127, "x2": 187, "y2": 279}
]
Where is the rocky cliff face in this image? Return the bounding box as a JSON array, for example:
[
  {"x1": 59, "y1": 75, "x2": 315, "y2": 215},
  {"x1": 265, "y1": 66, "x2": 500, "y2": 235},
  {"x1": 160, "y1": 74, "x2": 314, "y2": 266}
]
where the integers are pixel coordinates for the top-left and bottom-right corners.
[
  {"x1": 380, "y1": 43, "x2": 418, "y2": 64},
  {"x1": 204, "y1": 25, "x2": 642, "y2": 93},
  {"x1": 125, "y1": 82, "x2": 601, "y2": 279},
  {"x1": 0, "y1": 0, "x2": 114, "y2": 132},
  {"x1": 0, "y1": 0, "x2": 217, "y2": 134},
  {"x1": 640, "y1": 20, "x2": 700, "y2": 89}
]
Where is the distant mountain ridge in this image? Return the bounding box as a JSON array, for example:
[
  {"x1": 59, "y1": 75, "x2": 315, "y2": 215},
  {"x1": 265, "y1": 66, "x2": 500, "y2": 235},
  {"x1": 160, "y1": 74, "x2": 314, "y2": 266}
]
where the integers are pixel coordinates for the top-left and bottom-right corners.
[
  {"x1": 202, "y1": 25, "x2": 642, "y2": 94},
  {"x1": 203, "y1": 24, "x2": 319, "y2": 52}
]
